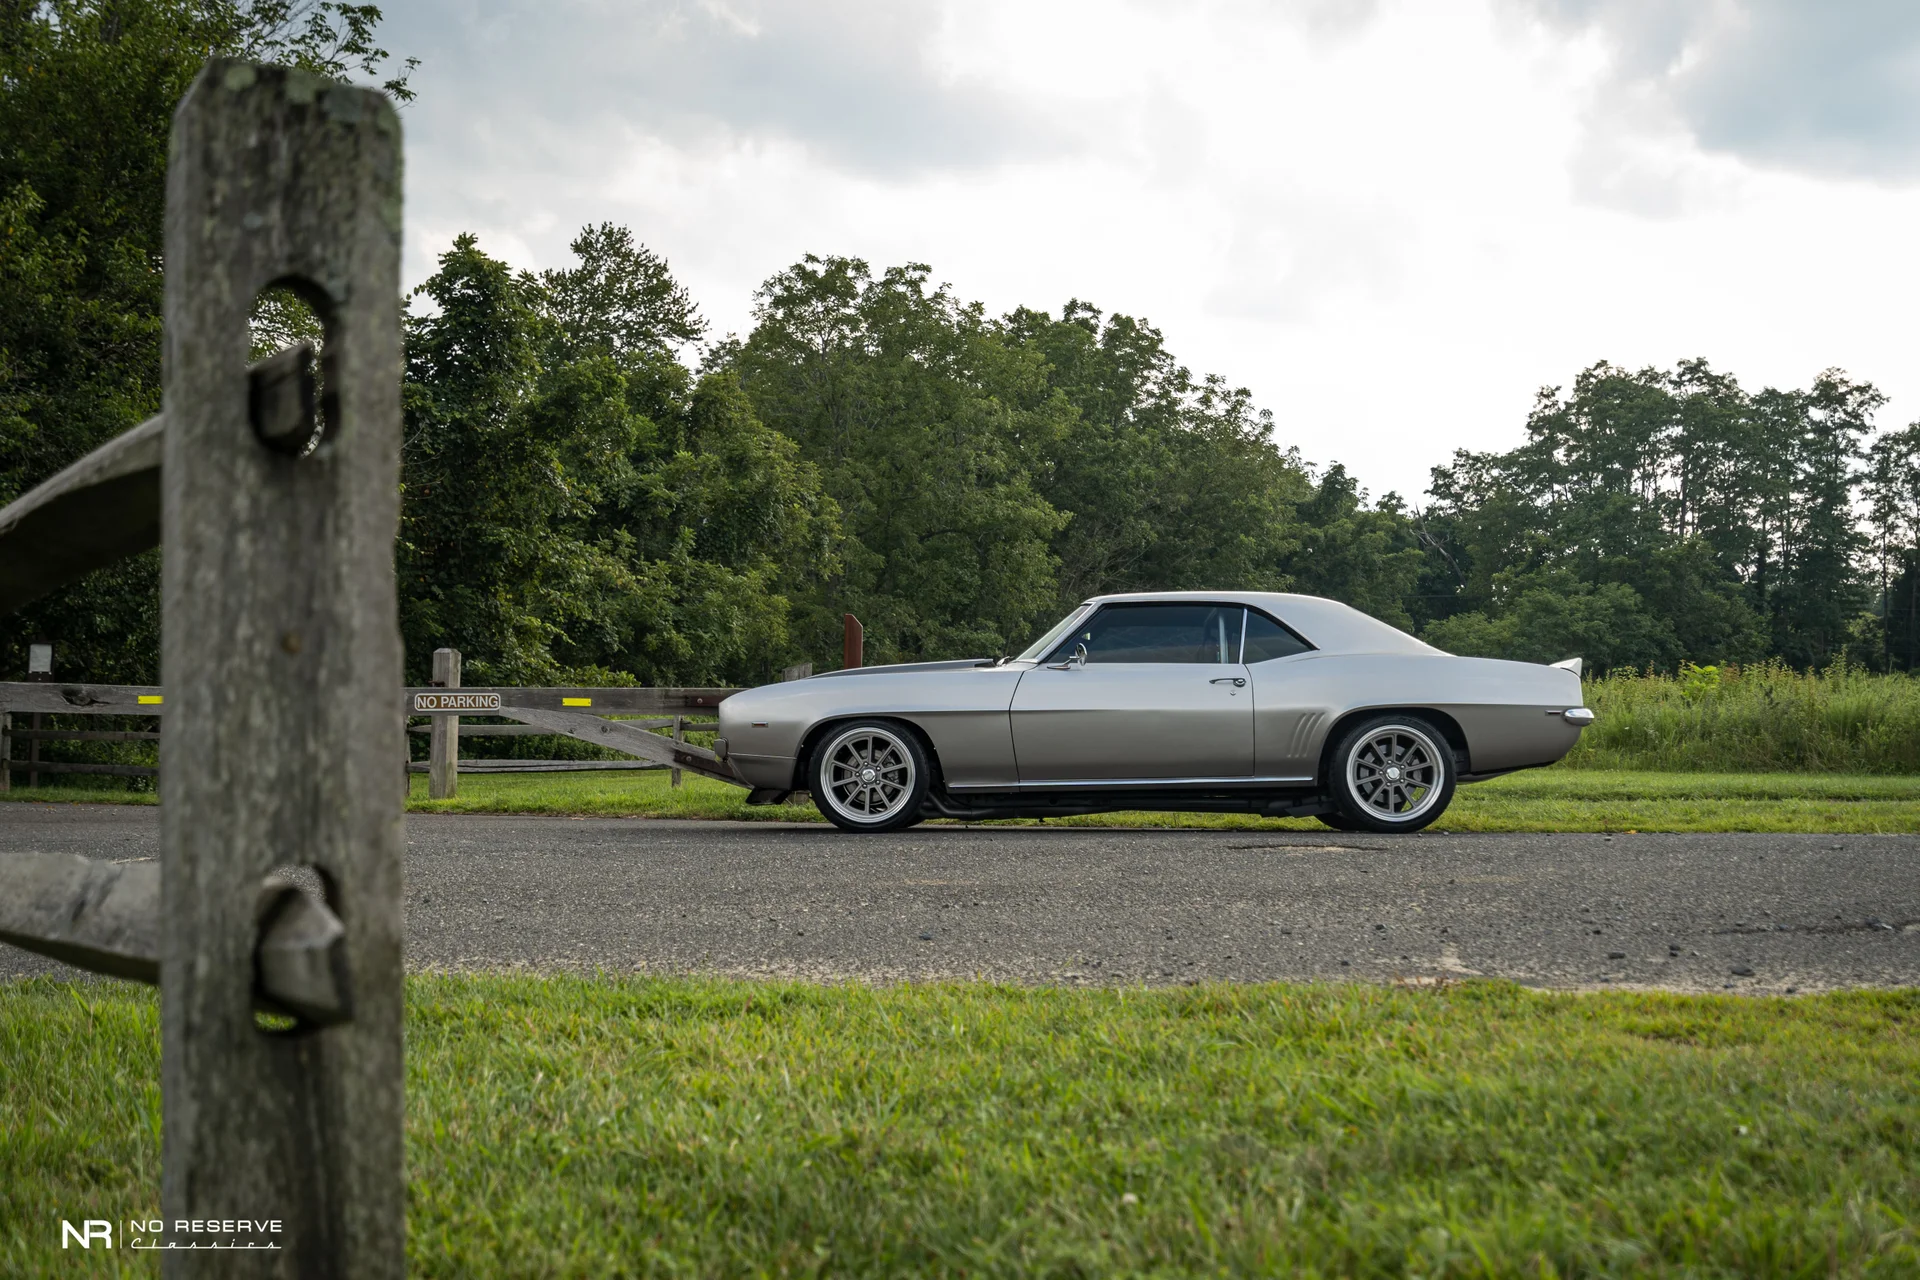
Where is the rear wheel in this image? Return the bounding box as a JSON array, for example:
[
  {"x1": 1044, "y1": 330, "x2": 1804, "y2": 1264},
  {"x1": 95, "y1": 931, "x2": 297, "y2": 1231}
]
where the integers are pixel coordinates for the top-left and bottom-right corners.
[
  {"x1": 809, "y1": 720, "x2": 931, "y2": 833},
  {"x1": 1328, "y1": 715, "x2": 1455, "y2": 833},
  {"x1": 1315, "y1": 811, "x2": 1360, "y2": 832}
]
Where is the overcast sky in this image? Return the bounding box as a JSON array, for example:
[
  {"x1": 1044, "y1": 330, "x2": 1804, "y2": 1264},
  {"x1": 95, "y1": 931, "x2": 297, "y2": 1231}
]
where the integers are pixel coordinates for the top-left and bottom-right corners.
[{"x1": 378, "y1": 0, "x2": 1920, "y2": 501}]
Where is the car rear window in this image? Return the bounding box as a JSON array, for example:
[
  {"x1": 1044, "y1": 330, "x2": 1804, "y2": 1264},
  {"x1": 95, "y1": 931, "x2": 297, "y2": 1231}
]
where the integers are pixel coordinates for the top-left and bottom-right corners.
[{"x1": 1241, "y1": 609, "x2": 1313, "y2": 663}]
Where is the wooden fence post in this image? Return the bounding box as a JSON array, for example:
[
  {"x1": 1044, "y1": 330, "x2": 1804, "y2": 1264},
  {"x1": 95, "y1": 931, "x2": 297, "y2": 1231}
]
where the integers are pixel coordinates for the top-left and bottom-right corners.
[
  {"x1": 429, "y1": 647, "x2": 461, "y2": 799},
  {"x1": 0, "y1": 710, "x2": 9, "y2": 793},
  {"x1": 160, "y1": 59, "x2": 405, "y2": 1277},
  {"x1": 844, "y1": 612, "x2": 864, "y2": 670},
  {"x1": 671, "y1": 715, "x2": 684, "y2": 787}
]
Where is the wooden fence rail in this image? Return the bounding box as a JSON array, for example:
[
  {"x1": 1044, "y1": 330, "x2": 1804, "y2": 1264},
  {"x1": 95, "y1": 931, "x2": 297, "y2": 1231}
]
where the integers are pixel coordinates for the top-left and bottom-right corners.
[
  {"x1": 0, "y1": 61, "x2": 783, "y2": 1274},
  {"x1": 0, "y1": 677, "x2": 749, "y2": 794}
]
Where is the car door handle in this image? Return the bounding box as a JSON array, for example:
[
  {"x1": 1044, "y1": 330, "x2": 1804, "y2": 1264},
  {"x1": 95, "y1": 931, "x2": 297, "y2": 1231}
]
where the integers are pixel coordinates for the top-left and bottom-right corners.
[{"x1": 1210, "y1": 677, "x2": 1246, "y2": 687}]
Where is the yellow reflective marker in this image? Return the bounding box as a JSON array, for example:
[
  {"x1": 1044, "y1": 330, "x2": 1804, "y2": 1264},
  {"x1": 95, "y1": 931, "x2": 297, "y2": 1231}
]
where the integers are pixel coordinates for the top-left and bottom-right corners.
[
  {"x1": 561, "y1": 697, "x2": 591, "y2": 707},
  {"x1": 137, "y1": 695, "x2": 163, "y2": 704}
]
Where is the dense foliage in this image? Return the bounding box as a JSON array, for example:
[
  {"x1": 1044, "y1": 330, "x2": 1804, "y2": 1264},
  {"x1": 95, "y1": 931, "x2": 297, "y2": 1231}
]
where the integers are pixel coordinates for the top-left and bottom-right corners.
[
  {"x1": 1416, "y1": 362, "x2": 1920, "y2": 674},
  {"x1": 6, "y1": 1, "x2": 1920, "y2": 687},
  {"x1": 0, "y1": 0, "x2": 411, "y2": 681},
  {"x1": 399, "y1": 230, "x2": 838, "y2": 685}
]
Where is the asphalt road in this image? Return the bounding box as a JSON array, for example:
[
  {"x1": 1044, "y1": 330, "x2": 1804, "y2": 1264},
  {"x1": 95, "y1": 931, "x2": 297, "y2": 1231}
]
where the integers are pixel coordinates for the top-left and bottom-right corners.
[{"x1": 2, "y1": 803, "x2": 1916, "y2": 992}]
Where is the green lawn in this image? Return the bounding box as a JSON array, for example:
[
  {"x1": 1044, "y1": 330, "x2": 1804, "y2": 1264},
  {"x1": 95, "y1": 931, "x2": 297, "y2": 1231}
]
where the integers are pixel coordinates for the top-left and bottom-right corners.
[
  {"x1": 7, "y1": 767, "x2": 1919, "y2": 832},
  {"x1": 2, "y1": 976, "x2": 1915, "y2": 1276}
]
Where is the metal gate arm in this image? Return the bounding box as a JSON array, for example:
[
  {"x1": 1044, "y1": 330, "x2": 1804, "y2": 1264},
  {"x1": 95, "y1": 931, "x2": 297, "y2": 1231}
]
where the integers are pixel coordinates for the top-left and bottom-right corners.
[{"x1": 501, "y1": 707, "x2": 745, "y2": 786}]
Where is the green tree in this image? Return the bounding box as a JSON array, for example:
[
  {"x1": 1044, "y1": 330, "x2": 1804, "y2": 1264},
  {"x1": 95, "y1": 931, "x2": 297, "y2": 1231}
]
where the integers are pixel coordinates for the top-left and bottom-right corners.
[
  {"x1": 1286, "y1": 465, "x2": 1423, "y2": 630},
  {"x1": 1001, "y1": 302, "x2": 1312, "y2": 611},
  {"x1": 1764, "y1": 372, "x2": 1877, "y2": 667},
  {"x1": 1412, "y1": 360, "x2": 1885, "y2": 672},
  {"x1": 0, "y1": 0, "x2": 411, "y2": 680},
  {"x1": 726, "y1": 256, "x2": 1071, "y2": 662},
  {"x1": 1864, "y1": 423, "x2": 1920, "y2": 672},
  {"x1": 399, "y1": 231, "x2": 838, "y2": 687}
]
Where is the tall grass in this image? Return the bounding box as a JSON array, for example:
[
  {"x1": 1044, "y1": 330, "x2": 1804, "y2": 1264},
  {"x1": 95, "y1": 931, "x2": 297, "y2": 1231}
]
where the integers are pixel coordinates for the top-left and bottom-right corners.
[{"x1": 1568, "y1": 661, "x2": 1920, "y2": 773}]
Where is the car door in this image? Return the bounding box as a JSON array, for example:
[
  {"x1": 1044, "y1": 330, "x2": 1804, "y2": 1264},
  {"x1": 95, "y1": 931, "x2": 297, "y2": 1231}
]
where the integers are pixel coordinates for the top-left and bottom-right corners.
[
  {"x1": 1010, "y1": 602, "x2": 1252, "y2": 784},
  {"x1": 1241, "y1": 607, "x2": 1324, "y2": 779}
]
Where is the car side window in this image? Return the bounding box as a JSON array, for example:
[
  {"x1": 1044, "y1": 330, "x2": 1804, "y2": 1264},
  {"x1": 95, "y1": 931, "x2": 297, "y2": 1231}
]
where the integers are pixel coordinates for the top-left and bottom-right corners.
[
  {"x1": 1241, "y1": 609, "x2": 1313, "y2": 663},
  {"x1": 1045, "y1": 603, "x2": 1244, "y2": 664}
]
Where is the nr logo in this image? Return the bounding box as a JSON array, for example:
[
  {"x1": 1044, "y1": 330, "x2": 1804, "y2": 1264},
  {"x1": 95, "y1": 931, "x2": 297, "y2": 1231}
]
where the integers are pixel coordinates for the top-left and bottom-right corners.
[{"x1": 62, "y1": 1220, "x2": 112, "y2": 1248}]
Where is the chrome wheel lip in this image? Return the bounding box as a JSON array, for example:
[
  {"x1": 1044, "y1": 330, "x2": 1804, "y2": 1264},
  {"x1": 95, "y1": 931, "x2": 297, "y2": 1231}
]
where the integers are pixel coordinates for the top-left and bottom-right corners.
[
  {"x1": 1343, "y1": 723, "x2": 1445, "y2": 823},
  {"x1": 819, "y1": 726, "x2": 917, "y2": 826}
]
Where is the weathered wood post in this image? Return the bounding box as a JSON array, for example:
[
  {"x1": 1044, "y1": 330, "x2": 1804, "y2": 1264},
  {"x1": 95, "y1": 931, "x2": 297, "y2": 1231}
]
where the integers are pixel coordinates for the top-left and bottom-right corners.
[
  {"x1": 161, "y1": 59, "x2": 404, "y2": 1278},
  {"x1": 0, "y1": 710, "x2": 9, "y2": 793},
  {"x1": 429, "y1": 646, "x2": 461, "y2": 799}
]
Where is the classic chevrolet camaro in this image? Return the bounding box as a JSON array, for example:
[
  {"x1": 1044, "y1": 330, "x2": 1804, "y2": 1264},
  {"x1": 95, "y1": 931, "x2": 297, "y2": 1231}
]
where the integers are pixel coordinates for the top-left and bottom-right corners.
[{"x1": 715, "y1": 592, "x2": 1593, "y2": 833}]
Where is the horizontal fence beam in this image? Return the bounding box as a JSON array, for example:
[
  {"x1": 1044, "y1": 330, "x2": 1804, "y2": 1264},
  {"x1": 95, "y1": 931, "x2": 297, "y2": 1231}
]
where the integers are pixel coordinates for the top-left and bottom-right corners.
[
  {"x1": 0, "y1": 349, "x2": 314, "y2": 617},
  {"x1": 406, "y1": 687, "x2": 739, "y2": 715},
  {"x1": 0, "y1": 682, "x2": 165, "y2": 715},
  {"x1": 499, "y1": 707, "x2": 742, "y2": 786},
  {"x1": 3, "y1": 760, "x2": 158, "y2": 777},
  {"x1": 0, "y1": 853, "x2": 348, "y2": 1023},
  {"x1": 405, "y1": 758, "x2": 667, "y2": 774},
  {"x1": 404, "y1": 719, "x2": 685, "y2": 736},
  {"x1": 0, "y1": 683, "x2": 742, "y2": 717},
  {"x1": 10, "y1": 728, "x2": 161, "y2": 742}
]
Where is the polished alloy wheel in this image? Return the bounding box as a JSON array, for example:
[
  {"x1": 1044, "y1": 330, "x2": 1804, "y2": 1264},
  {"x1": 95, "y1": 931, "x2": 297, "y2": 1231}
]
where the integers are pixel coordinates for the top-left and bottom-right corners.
[
  {"x1": 820, "y1": 726, "x2": 917, "y2": 825},
  {"x1": 1344, "y1": 723, "x2": 1444, "y2": 823}
]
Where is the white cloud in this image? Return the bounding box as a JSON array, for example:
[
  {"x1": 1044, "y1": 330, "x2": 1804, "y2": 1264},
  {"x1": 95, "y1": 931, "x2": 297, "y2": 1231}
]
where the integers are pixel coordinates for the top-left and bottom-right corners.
[
  {"x1": 383, "y1": 0, "x2": 1920, "y2": 501},
  {"x1": 1513, "y1": 0, "x2": 1920, "y2": 182}
]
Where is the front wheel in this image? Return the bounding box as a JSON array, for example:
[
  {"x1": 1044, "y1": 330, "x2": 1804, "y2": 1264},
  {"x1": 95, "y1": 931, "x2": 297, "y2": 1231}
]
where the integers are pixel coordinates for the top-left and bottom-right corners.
[
  {"x1": 1328, "y1": 715, "x2": 1456, "y2": 834},
  {"x1": 809, "y1": 720, "x2": 931, "y2": 833}
]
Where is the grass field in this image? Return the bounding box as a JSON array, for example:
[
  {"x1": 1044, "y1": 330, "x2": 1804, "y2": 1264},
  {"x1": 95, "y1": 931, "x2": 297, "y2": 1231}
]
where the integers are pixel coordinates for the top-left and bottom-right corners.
[
  {"x1": 3, "y1": 975, "x2": 1915, "y2": 1276},
  {"x1": 1569, "y1": 662, "x2": 1920, "y2": 772},
  {"x1": 6, "y1": 766, "x2": 1918, "y2": 832}
]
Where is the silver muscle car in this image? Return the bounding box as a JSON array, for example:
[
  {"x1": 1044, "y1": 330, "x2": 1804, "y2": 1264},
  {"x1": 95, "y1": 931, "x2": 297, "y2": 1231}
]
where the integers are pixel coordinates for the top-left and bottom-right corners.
[{"x1": 715, "y1": 592, "x2": 1593, "y2": 833}]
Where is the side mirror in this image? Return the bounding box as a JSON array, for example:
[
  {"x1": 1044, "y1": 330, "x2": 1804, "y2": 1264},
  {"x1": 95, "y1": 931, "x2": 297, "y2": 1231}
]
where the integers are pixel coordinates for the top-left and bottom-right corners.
[{"x1": 1048, "y1": 642, "x2": 1089, "y2": 671}]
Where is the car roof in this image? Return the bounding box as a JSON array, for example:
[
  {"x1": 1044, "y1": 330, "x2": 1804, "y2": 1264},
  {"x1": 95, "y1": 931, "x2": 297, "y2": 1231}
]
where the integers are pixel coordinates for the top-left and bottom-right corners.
[{"x1": 1080, "y1": 591, "x2": 1440, "y2": 656}]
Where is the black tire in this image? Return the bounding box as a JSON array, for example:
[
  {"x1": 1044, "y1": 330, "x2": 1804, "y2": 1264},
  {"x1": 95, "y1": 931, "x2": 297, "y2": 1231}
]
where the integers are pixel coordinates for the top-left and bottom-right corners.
[
  {"x1": 1327, "y1": 714, "x2": 1456, "y2": 834},
  {"x1": 1316, "y1": 811, "x2": 1360, "y2": 832},
  {"x1": 808, "y1": 719, "x2": 932, "y2": 833}
]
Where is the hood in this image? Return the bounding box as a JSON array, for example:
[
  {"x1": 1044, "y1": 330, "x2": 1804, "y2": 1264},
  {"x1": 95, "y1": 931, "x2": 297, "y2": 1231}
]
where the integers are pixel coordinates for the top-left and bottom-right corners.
[{"x1": 806, "y1": 659, "x2": 992, "y2": 679}]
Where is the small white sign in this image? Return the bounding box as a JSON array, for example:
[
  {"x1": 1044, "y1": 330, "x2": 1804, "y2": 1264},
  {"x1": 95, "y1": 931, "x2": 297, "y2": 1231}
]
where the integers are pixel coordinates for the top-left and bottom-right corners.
[{"x1": 412, "y1": 691, "x2": 501, "y2": 712}]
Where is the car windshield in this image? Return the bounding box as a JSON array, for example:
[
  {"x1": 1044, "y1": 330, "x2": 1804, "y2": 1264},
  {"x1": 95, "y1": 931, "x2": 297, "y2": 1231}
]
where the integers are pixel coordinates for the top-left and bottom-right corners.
[{"x1": 1014, "y1": 604, "x2": 1093, "y2": 662}]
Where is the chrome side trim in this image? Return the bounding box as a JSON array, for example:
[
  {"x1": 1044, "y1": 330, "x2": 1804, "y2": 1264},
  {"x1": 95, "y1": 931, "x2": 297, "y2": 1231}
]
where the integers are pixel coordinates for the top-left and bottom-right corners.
[{"x1": 947, "y1": 774, "x2": 1314, "y2": 791}]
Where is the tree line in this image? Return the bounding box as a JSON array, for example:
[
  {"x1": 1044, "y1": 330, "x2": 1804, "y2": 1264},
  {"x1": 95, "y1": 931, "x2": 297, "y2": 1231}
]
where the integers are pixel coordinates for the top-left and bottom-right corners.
[{"x1": 6, "y1": 2, "x2": 1919, "y2": 686}]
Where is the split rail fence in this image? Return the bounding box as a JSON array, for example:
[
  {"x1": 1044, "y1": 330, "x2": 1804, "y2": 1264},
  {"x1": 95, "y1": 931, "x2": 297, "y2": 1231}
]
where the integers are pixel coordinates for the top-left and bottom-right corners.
[
  {"x1": 0, "y1": 670, "x2": 746, "y2": 797},
  {"x1": 0, "y1": 59, "x2": 864, "y2": 1272},
  {"x1": 0, "y1": 59, "x2": 414, "y2": 1275},
  {"x1": 5, "y1": 630, "x2": 853, "y2": 798}
]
